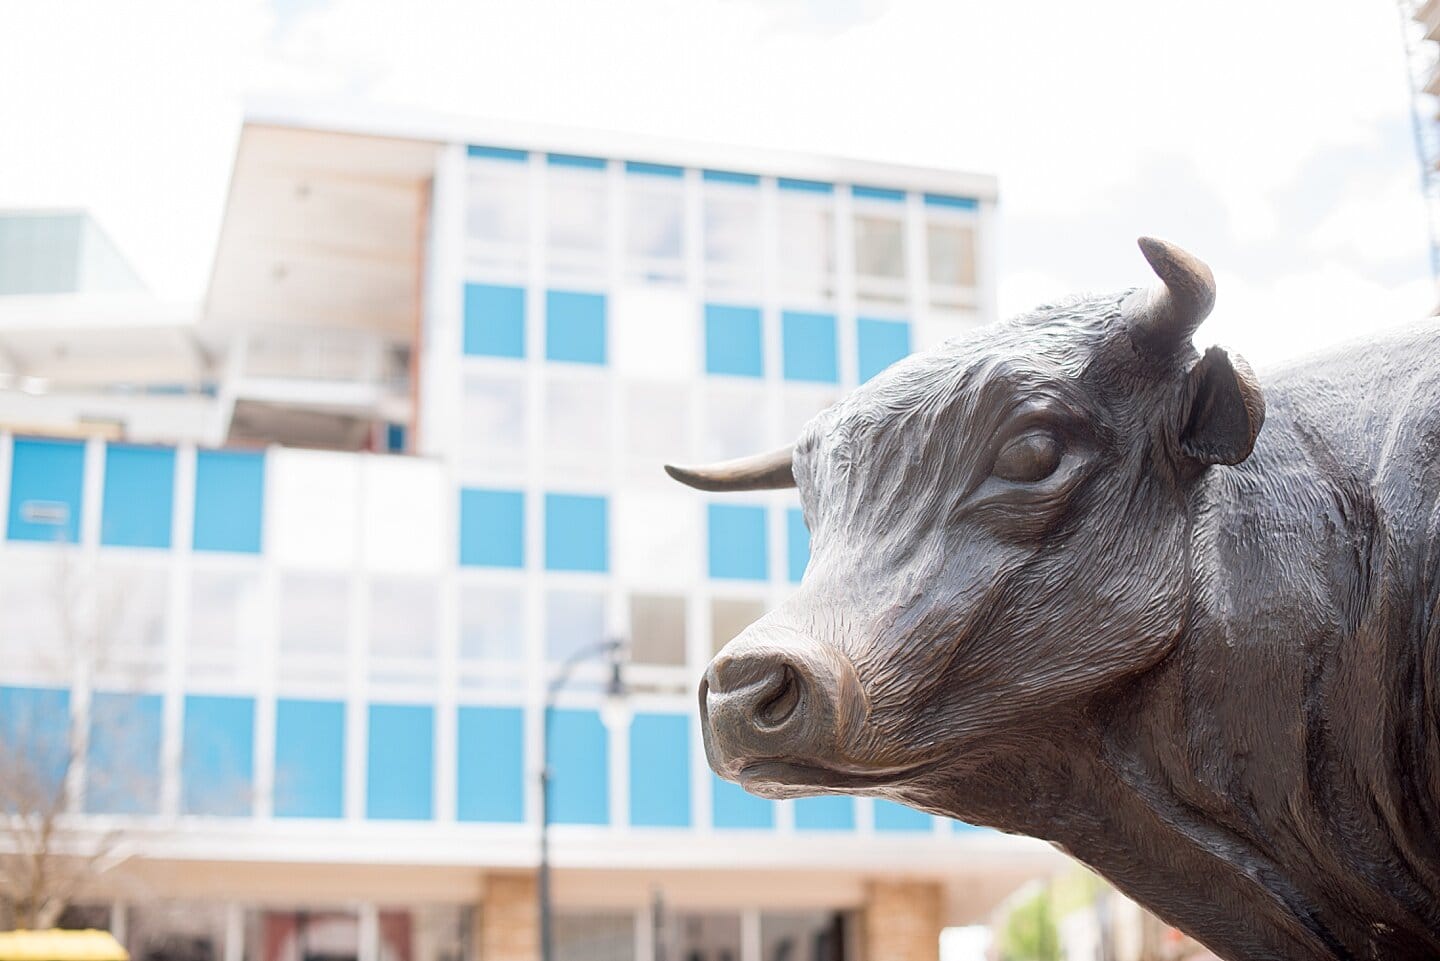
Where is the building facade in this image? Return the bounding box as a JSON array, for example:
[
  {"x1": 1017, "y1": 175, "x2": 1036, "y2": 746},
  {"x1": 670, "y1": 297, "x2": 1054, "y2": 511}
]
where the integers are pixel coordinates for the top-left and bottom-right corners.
[{"x1": 0, "y1": 104, "x2": 1062, "y2": 961}]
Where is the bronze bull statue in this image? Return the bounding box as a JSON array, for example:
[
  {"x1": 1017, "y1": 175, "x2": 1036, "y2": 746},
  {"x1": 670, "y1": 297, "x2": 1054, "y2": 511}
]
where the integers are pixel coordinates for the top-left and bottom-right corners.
[{"x1": 667, "y1": 238, "x2": 1440, "y2": 961}]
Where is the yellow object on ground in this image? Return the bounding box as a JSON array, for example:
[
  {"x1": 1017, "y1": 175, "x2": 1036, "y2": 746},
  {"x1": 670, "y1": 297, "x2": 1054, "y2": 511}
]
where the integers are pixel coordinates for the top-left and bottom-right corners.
[{"x1": 0, "y1": 930, "x2": 129, "y2": 961}]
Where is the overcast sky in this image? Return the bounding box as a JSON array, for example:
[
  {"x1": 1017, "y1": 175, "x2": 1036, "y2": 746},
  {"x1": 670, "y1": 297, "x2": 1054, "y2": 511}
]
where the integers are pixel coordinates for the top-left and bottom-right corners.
[{"x1": 1, "y1": 0, "x2": 1434, "y2": 367}]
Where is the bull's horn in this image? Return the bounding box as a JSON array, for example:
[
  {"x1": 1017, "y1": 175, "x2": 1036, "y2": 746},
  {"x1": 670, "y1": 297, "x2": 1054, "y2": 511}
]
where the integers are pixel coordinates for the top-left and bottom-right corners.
[
  {"x1": 1125, "y1": 237, "x2": 1215, "y2": 354},
  {"x1": 664, "y1": 446, "x2": 796, "y2": 492}
]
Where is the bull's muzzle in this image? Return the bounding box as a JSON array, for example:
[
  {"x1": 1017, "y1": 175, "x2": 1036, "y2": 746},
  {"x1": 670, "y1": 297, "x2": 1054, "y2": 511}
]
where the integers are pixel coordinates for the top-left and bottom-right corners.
[{"x1": 699, "y1": 628, "x2": 866, "y2": 797}]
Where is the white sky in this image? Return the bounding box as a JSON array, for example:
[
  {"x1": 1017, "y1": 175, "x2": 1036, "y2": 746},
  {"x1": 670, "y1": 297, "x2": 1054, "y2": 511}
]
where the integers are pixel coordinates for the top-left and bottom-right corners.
[{"x1": 1, "y1": 0, "x2": 1434, "y2": 367}]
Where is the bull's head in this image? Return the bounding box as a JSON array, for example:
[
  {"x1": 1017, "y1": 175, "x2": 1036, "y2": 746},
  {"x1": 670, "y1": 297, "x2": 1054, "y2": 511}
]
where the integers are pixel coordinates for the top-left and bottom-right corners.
[{"x1": 667, "y1": 238, "x2": 1264, "y2": 821}]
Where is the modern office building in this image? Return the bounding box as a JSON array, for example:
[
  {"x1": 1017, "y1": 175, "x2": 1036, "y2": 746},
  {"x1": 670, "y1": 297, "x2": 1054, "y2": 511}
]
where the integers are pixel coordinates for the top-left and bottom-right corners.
[{"x1": 0, "y1": 102, "x2": 1063, "y2": 961}]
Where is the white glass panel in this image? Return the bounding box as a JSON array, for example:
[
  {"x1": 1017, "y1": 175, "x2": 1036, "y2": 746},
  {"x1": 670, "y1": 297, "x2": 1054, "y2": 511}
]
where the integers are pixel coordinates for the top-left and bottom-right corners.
[
  {"x1": 782, "y1": 387, "x2": 841, "y2": 444},
  {"x1": 927, "y1": 221, "x2": 977, "y2": 289},
  {"x1": 362, "y1": 456, "x2": 444, "y2": 574},
  {"x1": 545, "y1": 375, "x2": 611, "y2": 481},
  {"x1": 466, "y1": 160, "x2": 529, "y2": 274},
  {"x1": 269, "y1": 449, "x2": 360, "y2": 569},
  {"x1": 855, "y1": 211, "x2": 907, "y2": 305},
  {"x1": 702, "y1": 382, "x2": 770, "y2": 462},
  {"x1": 94, "y1": 563, "x2": 168, "y2": 686},
  {"x1": 778, "y1": 196, "x2": 835, "y2": 301},
  {"x1": 704, "y1": 188, "x2": 763, "y2": 295},
  {"x1": 188, "y1": 569, "x2": 264, "y2": 686},
  {"x1": 460, "y1": 371, "x2": 527, "y2": 474},
  {"x1": 545, "y1": 590, "x2": 606, "y2": 662},
  {"x1": 626, "y1": 178, "x2": 684, "y2": 281},
  {"x1": 278, "y1": 572, "x2": 348, "y2": 661},
  {"x1": 622, "y1": 381, "x2": 689, "y2": 483},
  {"x1": 547, "y1": 168, "x2": 607, "y2": 281},
  {"x1": 555, "y1": 912, "x2": 634, "y2": 961},
  {"x1": 612, "y1": 285, "x2": 696, "y2": 381},
  {"x1": 614, "y1": 490, "x2": 695, "y2": 586},
  {"x1": 369, "y1": 577, "x2": 438, "y2": 660},
  {"x1": 459, "y1": 583, "x2": 525, "y2": 662},
  {"x1": 629, "y1": 594, "x2": 686, "y2": 667},
  {"x1": 0, "y1": 554, "x2": 67, "y2": 681}
]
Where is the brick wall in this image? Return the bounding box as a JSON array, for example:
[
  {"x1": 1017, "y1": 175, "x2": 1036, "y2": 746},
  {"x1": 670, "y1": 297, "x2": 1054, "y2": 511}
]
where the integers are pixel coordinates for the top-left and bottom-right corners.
[
  {"x1": 862, "y1": 879, "x2": 943, "y2": 961},
  {"x1": 480, "y1": 873, "x2": 539, "y2": 961}
]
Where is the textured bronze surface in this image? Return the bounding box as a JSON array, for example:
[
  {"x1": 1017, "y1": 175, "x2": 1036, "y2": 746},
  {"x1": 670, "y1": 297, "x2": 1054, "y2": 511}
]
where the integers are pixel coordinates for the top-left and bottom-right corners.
[{"x1": 669, "y1": 238, "x2": 1440, "y2": 961}]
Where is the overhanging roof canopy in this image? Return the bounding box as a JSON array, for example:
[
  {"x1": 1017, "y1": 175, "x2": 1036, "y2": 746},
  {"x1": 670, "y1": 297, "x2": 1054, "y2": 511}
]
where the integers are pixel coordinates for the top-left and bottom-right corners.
[{"x1": 205, "y1": 124, "x2": 440, "y2": 339}]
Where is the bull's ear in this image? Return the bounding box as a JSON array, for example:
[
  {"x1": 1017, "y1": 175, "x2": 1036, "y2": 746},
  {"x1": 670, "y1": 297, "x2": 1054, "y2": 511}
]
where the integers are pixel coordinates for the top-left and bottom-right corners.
[{"x1": 1178, "y1": 346, "x2": 1264, "y2": 466}]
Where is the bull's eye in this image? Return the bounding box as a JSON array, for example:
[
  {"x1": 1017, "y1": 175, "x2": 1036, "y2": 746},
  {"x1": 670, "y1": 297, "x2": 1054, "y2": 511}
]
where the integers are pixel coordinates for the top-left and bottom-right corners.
[{"x1": 992, "y1": 432, "x2": 1062, "y2": 483}]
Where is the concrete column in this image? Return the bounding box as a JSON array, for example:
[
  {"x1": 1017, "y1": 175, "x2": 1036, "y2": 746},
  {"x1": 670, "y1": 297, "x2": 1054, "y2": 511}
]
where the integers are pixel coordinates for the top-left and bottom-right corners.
[
  {"x1": 861, "y1": 879, "x2": 943, "y2": 961},
  {"x1": 480, "y1": 873, "x2": 540, "y2": 961}
]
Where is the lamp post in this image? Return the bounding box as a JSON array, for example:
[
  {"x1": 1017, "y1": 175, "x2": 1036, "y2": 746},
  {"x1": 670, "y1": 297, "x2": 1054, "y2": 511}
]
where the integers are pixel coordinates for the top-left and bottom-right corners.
[{"x1": 538, "y1": 637, "x2": 628, "y2": 961}]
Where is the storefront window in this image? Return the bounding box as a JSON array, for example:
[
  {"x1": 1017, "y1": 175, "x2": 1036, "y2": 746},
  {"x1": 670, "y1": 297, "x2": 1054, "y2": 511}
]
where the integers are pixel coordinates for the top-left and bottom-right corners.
[
  {"x1": 245, "y1": 910, "x2": 358, "y2": 961},
  {"x1": 554, "y1": 912, "x2": 634, "y2": 961},
  {"x1": 127, "y1": 903, "x2": 229, "y2": 961},
  {"x1": 761, "y1": 911, "x2": 847, "y2": 961}
]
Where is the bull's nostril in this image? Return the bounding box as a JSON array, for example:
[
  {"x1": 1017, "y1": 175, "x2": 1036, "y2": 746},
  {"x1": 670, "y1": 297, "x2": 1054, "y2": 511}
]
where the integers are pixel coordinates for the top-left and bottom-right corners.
[{"x1": 754, "y1": 665, "x2": 802, "y2": 730}]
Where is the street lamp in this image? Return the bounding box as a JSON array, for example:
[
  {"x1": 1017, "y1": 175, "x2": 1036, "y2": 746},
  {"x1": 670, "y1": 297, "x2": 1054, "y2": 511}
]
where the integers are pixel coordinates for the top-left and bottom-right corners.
[{"x1": 538, "y1": 637, "x2": 628, "y2": 961}]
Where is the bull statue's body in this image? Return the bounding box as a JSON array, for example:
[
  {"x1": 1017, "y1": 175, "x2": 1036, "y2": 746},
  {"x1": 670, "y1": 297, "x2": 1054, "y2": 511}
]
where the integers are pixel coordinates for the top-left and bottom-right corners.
[{"x1": 667, "y1": 239, "x2": 1440, "y2": 961}]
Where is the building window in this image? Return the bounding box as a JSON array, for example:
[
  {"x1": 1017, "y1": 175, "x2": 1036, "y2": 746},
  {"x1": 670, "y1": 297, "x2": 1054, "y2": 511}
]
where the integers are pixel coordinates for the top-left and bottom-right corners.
[
  {"x1": 794, "y1": 794, "x2": 855, "y2": 830},
  {"x1": 544, "y1": 493, "x2": 608, "y2": 573},
  {"x1": 777, "y1": 183, "x2": 835, "y2": 303},
  {"x1": 704, "y1": 303, "x2": 763, "y2": 378},
  {"x1": 97, "y1": 563, "x2": 169, "y2": 686},
  {"x1": 546, "y1": 158, "x2": 607, "y2": 283},
  {"x1": 544, "y1": 374, "x2": 612, "y2": 482},
  {"x1": 701, "y1": 382, "x2": 769, "y2": 462},
  {"x1": 628, "y1": 712, "x2": 690, "y2": 827},
  {"x1": 926, "y1": 196, "x2": 978, "y2": 309},
  {"x1": 548, "y1": 708, "x2": 608, "y2": 825},
  {"x1": 621, "y1": 382, "x2": 689, "y2": 484},
  {"x1": 368, "y1": 577, "x2": 439, "y2": 687},
  {"x1": 245, "y1": 909, "x2": 359, "y2": 961},
  {"x1": 703, "y1": 174, "x2": 763, "y2": 297},
  {"x1": 0, "y1": 686, "x2": 70, "y2": 798},
  {"x1": 708, "y1": 504, "x2": 768, "y2": 581},
  {"x1": 710, "y1": 597, "x2": 765, "y2": 655},
  {"x1": 276, "y1": 572, "x2": 348, "y2": 688},
  {"x1": 856, "y1": 316, "x2": 912, "y2": 383},
  {"x1": 460, "y1": 371, "x2": 527, "y2": 474},
  {"x1": 101, "y1": 444, "x2": 175, "y2": 549},
  {"x1": 0, "y1": 560, "x2": 67, "y2": 682},
  {"x1": 545, "y1": 589, "x2": 606, "y2": 662},
  {"x1": 181, "y1": 694, "x2": 255, "y2": 816},
  {"x1": 629, "y1": 594, "x2": 687, "y2": 667},
  {"x1": 781, "y1": 311, "x2": 838, "y2": 384},
  {"x1": 853, "y1": 203, "x2": 907, "y2": 305},
  {"x1": 625, "y1": 162, "x2": 684, "y2": 284},
  {"x1": 463, "y1": 283, "x2": 526, "y2": 358},
  {"x1": 274, "y1": 698, "x2": 345, "y2": 819},
  {"x1": 366, "y1": 703, "x2": 434, "y2": 821},
  {"x1": 760, "y1": 912, "x2": 848, "y2": 961},
  {"x1": 545, "y1": 290, "x2": 607, "y2": 365},
  {"x1": 127, "y1": 902, "x2": 231, "y2": 961},
  {"x1": 713, "y1": 773, "x2": 772, "y2": 829},
  {"x1": 193, "y1": 449, "x2": 264, "y2": 553},
  {"x1": 456, "y1": 705, "x2": 524, "y2": 823},
  {"x1": 86, "y1": 691, "x2": 162, "y2": 814},
  {"x1": 786, "y1": 508, "x2": 810, "y2": 584},
  {"x1": 459, "y1": 584, "x2": 526, "y2": 662},
  {"x1": 874, "y1": 798, "x2": 933, "y2": 832},
  {"x1": 465, "y1": 148, "x2": 529, "y2": 276},
  {"x1": 554, "y1": 912, "x2": 634, "y2": 961},
  {"x1": 459, "y1": 488, "x2": 525, "y2": 568},
  {"x1": 7, "y1": 436, "x2": 84, "y2": 544}
]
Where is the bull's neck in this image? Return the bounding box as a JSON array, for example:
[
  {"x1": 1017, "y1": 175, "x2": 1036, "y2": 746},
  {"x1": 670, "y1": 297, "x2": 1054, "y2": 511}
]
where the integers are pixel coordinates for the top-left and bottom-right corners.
[{"x1": 1024, "y1": 453, "x2": 1440, "y2": 960}]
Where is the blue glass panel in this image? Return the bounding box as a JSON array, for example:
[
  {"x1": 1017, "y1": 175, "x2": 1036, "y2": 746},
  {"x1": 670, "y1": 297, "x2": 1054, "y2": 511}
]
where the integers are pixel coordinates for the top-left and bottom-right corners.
[
  {"x1": 874, "y1": 799, "x2": 933, "y2": 832},
  {"x1": 786, "y1": 508, "x2": 810, "y2": 584},
  {"x1": 101, "y1": 444, "x2": 174, "y2": 548},
  {"x1": 274, "y1": 698, "x2": 344, "y2": 819},
  {"x1": 464, "y1": 283, "x2": 526, "y2": 358},
  {"x1": 385, "y1": 423, "x2": 406, "y2": 453},
  {"x1": 459, "y1": 488, "x2": 525, "y2": 568},
  {"x1": 8, "y1": 437, "x2": 84, "y2": 543},
  {"x1": 87, "y1": 692, "x2": 162, "y2": 814},
  {"x1": 366, "y1": 704, "x2": 434, "y2": 821},
  {"x1": 193, "y1": 449, "x2": 264, "y2": 553},
  {"x1": 703, "y1": 169, "x2": 759, "y2": 186},
  {"x1": 924, "y1": 193, "x2": 979, "y2": 210},
  {"x1": 547, "y1": 153, "x2": 607, "y2": 170},
  {"x1": 545, "y1": 290, "x2": 607, "y2": 365},
  {"x1": 778, "y1": 178, "x2": 833, "y2": 194},
  {"x1": 704, "y1": 304, "x2": 763, "y2": 378},
  {"x1": 708, "y1": 504, "x2": 768, "y2": 581},
  {"x1": 468, "y1": 144, "x2": 528, "y2": 163},
  {"x1": 781, "y1": 311, "x2": 839, "y2": 384},
  {"x1": 857, "y1": 317, "x2": 912, "y2": 383},
  {"x1": 547, "y1": 708, "x2": 607, "y2": 825},
  {"x1": 182, "y1": 695, "x2": 254, "y2": 816},
  {"x1": 544, "y1": 493, "x2": 608, "y2": 573},
  {"x1": 852, "y1": 185, "x2": 905, "y2": 203},
  {"x1": 457, "y1": 705, "x2": 525, "y2": 823},
  {"x1": 0, "y1": 686, "x2": 70, "y2": 801},
  {"x1": 712, "y1": 774, "x2": 772, "y2": 829},
  {"x1": 625, "y1": 161, "x2": 684, "y2": 178},
  {"x1": 794, "y1": 795, "x2": 854, "y2": 830},
  {"x1": 629, "y1": 713, "x2": 690, "y2": 828}
]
